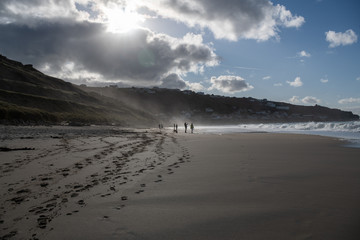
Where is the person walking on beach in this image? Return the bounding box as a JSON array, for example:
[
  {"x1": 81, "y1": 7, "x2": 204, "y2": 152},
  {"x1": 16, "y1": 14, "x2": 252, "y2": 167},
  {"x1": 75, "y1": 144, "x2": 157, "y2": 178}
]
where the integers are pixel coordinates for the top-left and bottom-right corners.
[
  {"x1": 184, "y1": 122, "x2": 188, "y2": 133},
  {"x1": 173, "y1": 123, "x2": 178, "y2": 133},
  {"x1": 190, "y1": 123, "x2": 194, "y2": 133}
]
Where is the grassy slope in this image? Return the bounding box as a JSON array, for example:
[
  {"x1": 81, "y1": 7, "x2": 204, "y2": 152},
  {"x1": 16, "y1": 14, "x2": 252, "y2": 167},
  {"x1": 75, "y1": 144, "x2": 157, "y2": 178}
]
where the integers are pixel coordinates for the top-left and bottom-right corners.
[
  {"x1": 0, "y1": 55, "x2": 358, "y2": 125},
  {"x1": 0, "y1": 56, "x2": 155, "y2": 126},
  {"x1": 80, "y1": 86, "x2": 359, "y2": 124}
]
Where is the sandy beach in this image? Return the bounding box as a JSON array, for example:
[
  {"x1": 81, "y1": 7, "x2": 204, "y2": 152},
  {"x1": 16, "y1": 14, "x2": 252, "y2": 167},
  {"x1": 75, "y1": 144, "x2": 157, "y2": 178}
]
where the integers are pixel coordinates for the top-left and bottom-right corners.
[{"x1": 1, "y1": 126, "x2": 360, "y2": 240}]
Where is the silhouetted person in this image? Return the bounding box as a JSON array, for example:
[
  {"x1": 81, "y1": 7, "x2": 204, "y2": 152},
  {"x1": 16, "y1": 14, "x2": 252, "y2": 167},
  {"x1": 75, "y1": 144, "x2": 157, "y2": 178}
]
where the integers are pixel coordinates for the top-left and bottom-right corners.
[
  {"x1": 184, "y1": 122, "x2": 188, "y2": 133},
  {"x1": 190, "y1": 123, "x2": 194, "y2": 133},
  {"x1": 175, "y1": 124, "x2": 178, "y2": 133}
]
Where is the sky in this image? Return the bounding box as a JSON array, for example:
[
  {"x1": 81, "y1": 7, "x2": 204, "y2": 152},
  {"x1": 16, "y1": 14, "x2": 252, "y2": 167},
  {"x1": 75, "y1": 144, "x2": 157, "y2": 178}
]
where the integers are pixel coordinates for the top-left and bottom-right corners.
[{"x1": 0, "y1": 0, "x2": 359, "y2": 115}]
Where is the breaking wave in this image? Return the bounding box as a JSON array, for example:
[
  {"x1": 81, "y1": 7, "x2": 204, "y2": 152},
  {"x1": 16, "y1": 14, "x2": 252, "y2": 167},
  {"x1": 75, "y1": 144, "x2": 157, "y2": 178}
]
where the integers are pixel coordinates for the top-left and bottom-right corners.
[
  {"x1": 239, "y1": 121, "x2": 360, "y2": 133},
  {"x1": 198, "y1": 121, "x2": 360, "y2": 147}
]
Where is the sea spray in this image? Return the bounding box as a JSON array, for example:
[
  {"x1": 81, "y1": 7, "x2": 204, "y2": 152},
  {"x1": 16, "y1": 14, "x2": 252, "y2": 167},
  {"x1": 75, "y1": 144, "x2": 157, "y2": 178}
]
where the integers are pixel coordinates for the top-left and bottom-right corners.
[{"x1": 197, "y1": 121, "x2": 360, "y2": 147}]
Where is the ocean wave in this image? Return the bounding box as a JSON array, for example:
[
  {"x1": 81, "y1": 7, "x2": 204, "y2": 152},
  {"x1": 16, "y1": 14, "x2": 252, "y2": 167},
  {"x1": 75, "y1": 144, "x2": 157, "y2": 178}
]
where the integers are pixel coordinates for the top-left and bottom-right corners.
[
  {"x1": 239, "y1": 121, "x2": 360, "y2": 133},
  {"x1": 198, "y1": 121, "x2": 360, "y2": 147}
]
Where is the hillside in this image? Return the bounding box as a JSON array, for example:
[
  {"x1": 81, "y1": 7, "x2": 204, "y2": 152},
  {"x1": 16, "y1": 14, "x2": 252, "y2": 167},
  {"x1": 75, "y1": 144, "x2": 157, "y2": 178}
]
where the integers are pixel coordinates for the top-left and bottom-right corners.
[
  {"x1": 0, "y1": 55, "x2": 358, "y2": 126},
  {"x1": 80, "y1": 86, "x2": 359, "y2": 124},
  {"x1": 0, "y1": 55, "x2": 155, "y2": 126}
]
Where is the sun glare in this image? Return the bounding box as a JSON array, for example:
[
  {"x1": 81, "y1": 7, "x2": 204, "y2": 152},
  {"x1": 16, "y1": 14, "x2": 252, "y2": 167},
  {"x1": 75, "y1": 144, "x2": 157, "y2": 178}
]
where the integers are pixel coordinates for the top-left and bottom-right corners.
[{"x1": 105, "y1": 6, "x2": 143, "y2": 33}]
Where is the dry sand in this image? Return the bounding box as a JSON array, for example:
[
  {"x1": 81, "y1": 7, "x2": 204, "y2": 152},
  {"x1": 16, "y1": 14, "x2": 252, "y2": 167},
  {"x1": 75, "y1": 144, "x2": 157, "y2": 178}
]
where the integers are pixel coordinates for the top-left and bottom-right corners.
[{"x1": 1, "y1": 126, "x2": 360, "y2": 239}]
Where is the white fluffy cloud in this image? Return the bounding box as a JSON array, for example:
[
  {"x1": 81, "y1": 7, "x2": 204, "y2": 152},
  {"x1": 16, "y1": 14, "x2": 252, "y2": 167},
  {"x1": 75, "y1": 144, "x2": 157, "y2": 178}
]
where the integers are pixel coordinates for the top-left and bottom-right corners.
[
  {"x1": 18, "y1": 0, "x2": 302, "y2": 42},
  {"x1": 262, "y1": 76, "x2": 271, "y2": 80},
  {"x1": 302, "y1": 96, "x2": 320, "y2": 104},
  {"x1": 289, "y1": 96, "x2": 301, "y2": 104},
  {"x1": 159, "y1": 73, "x2": 205, "y2": 91},
  {"x1": 297, "y1": 50, "x2": 311, "y2": 57},
  {"x1": 141, "y1": 0, "x2": 304, "y2": 41},
  {"x1": 209, "y1": 75, "x2": 254, "y2": 93},
  {"x1": 320, "y1": 78, "x2": 328, "y2": 83},
  {"x1": 289, "y1": 96, "x2": 320, "y2": 105},
  {"x1": 338, "y1": 98, "x2": 360, "y2": 104},
  {"x1": 325, "y1": 29, "x2": 358, "y2": 48},
  {"x1": 185, "y1": 81, "x2": 205, "y2": 92},
  {"x1": 287, "y1": 77, "x2": 303, "y2": 87}
]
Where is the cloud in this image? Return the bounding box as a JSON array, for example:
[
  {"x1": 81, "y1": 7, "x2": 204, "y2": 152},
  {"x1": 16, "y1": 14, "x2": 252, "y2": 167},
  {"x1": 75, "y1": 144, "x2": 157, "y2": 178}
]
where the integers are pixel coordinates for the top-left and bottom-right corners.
[
  {"x1": 0, "y1": 0, "x2": 143, "y2": 27},
  {"x1": 356, "y1": 77, "x2": 360, "y2": 81},
  {"x1": 0, "y1": 22, "x2": 219, "y2": 87},
  {"x1": 185, "y1": 81, "x2": 205, "y2": 92},
  {"x1": 274, "y1": 83, "x2": 283, "y2": 87},
  {"x1": 208, "y1": 75, "x2": 253, "y2": 93},
  {"x1": 160, "y1": 73, "x2": 187, "y2": 89},
  {"x1": 302, "y1": 96, "x2": 320, "y2": 104},
  {"x1": 235, "y1": 66, "x2": 262, "y2": 71},
  {"x1": 141, "y1": 0, "x2": 304, "y2": 41},
  {"x1": 287, "y1": 77, "x2": 303, "y2": 87},
  {"x1": 289, "y1": 96, "x2": 301, "y2": 104},
  {"x1": 262, "y1": 76, "x2": 271, "y2": 80},
  {"x1": 320, "y1": 78, "x2": 328, "y2": 83},
  {"x1": 0, "y1": 0, "x2": 82, "y2": 25},
  {"x1": 0, "y1": 0, "x2": 304, "y2": 42},
  {"x1": 338, "y1": 98, "x2": 360, "y2": 104},
  {"x1": 325, "y1": 29, "x2": 358, "y2": 48},
  {"x1": 297, "y1": 50, "x2": 311, "y2": 58},
  {"x1": 158, "y1": 73, "x2": 205, "y2": 91},
  {"x1": 0, "y1": 0, "x2": 304, "y2": 89},
  {"x1": 289, "y1": 96, "x2": 320, "y2": 105}
]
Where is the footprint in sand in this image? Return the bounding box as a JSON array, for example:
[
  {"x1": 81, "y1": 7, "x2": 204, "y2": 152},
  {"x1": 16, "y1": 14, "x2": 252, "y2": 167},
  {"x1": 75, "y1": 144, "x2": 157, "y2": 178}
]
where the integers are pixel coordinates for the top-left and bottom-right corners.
[
  {"x1": 115, "y1": 205, "x2": 125, "y2": 210},
  {"x1": 40, "y1": 182, "x2": 49, "y2": 187},
  {"x1": 37, "y1": 215, "x2": 48, "y2": 229}
]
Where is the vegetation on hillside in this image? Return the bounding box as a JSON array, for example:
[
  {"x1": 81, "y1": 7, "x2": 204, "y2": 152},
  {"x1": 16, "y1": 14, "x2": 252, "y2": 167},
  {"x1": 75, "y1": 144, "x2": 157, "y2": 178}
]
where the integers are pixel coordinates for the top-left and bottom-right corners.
[{"x1": 0, "y1": 54, "x2": 358, "y2": 125}]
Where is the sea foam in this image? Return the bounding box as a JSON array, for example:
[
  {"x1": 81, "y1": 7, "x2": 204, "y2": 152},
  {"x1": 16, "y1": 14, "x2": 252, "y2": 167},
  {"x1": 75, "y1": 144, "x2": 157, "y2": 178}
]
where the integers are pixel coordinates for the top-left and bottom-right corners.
[{"x1": 197, "y1": 121, "x2": 360, "y2": 148}]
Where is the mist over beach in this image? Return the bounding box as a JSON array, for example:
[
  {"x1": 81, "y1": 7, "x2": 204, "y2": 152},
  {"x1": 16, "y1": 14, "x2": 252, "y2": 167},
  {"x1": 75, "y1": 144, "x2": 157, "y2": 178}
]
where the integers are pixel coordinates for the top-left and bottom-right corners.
[{"x1": 1, "y1": 0, "x2": 360, "y2": 239}]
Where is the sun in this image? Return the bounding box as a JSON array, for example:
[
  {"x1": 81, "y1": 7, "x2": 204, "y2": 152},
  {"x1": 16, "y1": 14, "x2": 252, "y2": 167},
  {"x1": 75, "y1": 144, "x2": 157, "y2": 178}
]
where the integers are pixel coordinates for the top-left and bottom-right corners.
[{"x1": 104, "y1": 5, "x2": 144, "y2": 33}]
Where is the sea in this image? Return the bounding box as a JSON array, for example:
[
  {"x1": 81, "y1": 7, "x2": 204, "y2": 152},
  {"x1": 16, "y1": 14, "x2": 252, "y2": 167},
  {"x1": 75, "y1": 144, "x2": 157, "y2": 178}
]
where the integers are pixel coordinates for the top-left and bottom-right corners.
[{"x1": 197, "y1": 121, "x2": 360, "y2": 148}]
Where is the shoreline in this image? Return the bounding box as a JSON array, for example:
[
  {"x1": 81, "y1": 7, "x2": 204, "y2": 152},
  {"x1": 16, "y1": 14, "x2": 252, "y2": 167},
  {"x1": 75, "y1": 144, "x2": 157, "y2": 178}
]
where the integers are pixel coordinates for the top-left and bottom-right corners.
[
  {"x1": 1, "y1": 127, "x2": 360, "y2": 239},
  {"x1": 195, "y1": 121, "x2": 360, "y2": 148}
]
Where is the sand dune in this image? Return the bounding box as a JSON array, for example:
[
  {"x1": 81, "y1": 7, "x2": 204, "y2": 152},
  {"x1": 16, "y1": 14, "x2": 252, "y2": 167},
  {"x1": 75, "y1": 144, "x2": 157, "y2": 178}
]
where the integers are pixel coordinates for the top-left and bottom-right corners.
[{"x1": 1, "y1": 127, "x2": 360, "y2": 239}]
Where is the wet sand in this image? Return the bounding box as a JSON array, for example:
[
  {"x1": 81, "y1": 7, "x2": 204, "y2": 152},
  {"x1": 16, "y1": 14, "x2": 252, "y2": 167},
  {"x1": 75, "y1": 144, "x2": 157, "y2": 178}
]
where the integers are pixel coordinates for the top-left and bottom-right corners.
[{"x1": 1, "y1": 126, "x2": 360, "y2": 239}]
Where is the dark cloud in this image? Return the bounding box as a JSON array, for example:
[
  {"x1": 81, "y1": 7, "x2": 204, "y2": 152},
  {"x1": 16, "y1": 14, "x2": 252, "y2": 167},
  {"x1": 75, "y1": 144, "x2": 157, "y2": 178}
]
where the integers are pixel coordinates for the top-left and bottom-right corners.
[
  {"x1": 0, "y1": 0, "x2": 219, "y2": 88},
  {"x1": 0, "y1": 21, "x2": 218, "y2": 86},
  {"x1": 160, "y1": 73, "x2": 187, "y2": 89}
]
